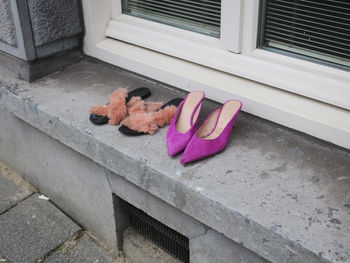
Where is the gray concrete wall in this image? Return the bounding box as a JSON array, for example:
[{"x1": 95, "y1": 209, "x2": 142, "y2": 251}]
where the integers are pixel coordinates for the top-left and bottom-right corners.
[
  {"x1": 27, "y1": 0, "x2": 83, "y2": 58},
  {"x1": 0, "y1": 104, "x2": 118, "y2": 249},
  {"x1": 0, "y1": 0, "x2": 35, "y2": 60},
  {"x1": 0, "y1": 0, "x2": 17, "y2": 47},
  {"x1": 108, "y1": 170, "x2": 270, "y2": 263},
  {"x1": 0, "y1": 0, "x2": 83, "y2": 81},
  {"x1": 190, "y1": 229, "x2": 270, "y2": 263}
]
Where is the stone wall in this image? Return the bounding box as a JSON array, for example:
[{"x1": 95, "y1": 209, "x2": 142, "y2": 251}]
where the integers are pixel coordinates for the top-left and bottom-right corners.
[
  {"x1": 0, "y1": 0, "x2": 17, "y2": 47},
  {"x1": 0, "y1": 0, "x2": 83, "y2": 80},
  {"x1": 27, "y1": 0, "x2": 82, "y2": 58}
]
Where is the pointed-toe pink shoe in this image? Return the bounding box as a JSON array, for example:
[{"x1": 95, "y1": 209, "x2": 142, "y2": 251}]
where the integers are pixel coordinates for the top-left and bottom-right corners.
[
  {"x1": 180, "y1": 100, "x2": 242, "y2": 164},
  {"x1": 166, "y1": 91, "x2": 205, "y2": 156}
]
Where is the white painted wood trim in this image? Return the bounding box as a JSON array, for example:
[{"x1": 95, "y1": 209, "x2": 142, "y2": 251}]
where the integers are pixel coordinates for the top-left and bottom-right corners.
[
  {"x1": 105, "y1": 19, "x2": 350, "y2": 110},
  {"x1": 108, "y1": 14, "x2": 223, "y2": 48},
  {"x1": 241, "y1": 0, "x2": 260, "y2": 53},
  {"x1": 111, "y1": 0, "x2": 122, "y2": 19},
  {"x1": 221, "y1": 0, "x2": 243, "y2": 53},
  {"x1": 82, "y1": 0, "x2": 111, "y2": 46}
]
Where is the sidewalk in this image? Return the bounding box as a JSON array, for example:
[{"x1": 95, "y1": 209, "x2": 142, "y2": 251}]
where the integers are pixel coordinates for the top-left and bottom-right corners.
[{"x1": 0, "y1": 163, "x2": 131, "y2": 263}]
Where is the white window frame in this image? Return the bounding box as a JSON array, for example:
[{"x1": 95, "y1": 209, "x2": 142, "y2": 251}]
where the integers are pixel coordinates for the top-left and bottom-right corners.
[
  {"x1": 82, "y1": 0, "x2": 350, "y2": 149},
  {"x1": 109, "y1": 0, "x2": 242, "y2": 53}
]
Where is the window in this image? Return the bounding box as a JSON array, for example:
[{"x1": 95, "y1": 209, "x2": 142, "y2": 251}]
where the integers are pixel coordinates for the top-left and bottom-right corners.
[
  {"x1": 121, "y1": 0, "x2": 221, "y2": 38},
  {"x1": 108, "y1": 0, "x2": 243, "y2": 53},
  {"x1": 258, "y1": 0, "x2": 350, "y2": 70}
]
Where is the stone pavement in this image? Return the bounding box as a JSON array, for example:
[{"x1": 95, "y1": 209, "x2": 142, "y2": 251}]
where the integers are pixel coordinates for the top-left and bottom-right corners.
[{"x1": 0, "y1": 163, "x2": 131, "y2": 263}]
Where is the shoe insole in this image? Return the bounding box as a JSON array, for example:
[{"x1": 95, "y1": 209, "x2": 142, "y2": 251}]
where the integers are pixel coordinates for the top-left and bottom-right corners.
[
  {"x1": 161, "y1": 98, "x2": 183, "y2": 110},
  {"x1": 200, "y1": 100, "x2": 241, "y2": 140},
  {"x1": 126, "y1": 87, "x2": 151, "y2": 103},
  {"x1": 176, "y1": 91, "x2": 204, "y2": 134}
]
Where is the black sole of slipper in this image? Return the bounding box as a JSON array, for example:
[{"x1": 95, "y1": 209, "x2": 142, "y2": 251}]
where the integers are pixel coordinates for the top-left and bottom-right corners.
[
  {"x1": 119, "y1": 98, "x2": 183, "y2": 136},
  {"x1": 90, "y1": 87, "x2": 151, "y2": 125}
]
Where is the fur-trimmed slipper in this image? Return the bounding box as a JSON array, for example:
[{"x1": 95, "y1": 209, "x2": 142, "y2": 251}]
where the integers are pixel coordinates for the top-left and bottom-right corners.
[
  {"x1": 90, "y1": 87, "x2": 151, "y2": 125},
  {"x1": 119, "y1": 98, "x2": 183, "y2": 136}
]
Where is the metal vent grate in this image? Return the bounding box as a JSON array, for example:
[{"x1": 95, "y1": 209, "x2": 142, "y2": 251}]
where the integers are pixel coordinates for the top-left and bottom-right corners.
[
  {"x1": 122, "y1": 0, "x2": 221, "y2": 37},
  {"x1": 127, "y1": 203, "x2": 190, "y2": 263},
  {"x1": 258, "y1": 0, "x2": 350, "y2": 69}
]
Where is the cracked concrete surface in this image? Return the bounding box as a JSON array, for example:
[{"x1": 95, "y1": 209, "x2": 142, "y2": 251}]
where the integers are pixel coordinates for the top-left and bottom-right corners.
[
  {"x1": 0, "y1": 162, "x2": 36, "y2": 214},
  {"x1": 0, "y1": 0, "x2": 17, "y2": 47}
]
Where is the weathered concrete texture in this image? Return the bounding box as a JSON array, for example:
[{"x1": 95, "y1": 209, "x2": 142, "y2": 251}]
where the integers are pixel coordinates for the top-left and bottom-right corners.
[
  {"x1": 107, "y1": 169, "x2": 208, "y2": 240},
  {"x1": 123, "y1": 227, "x2": 181, "y2": 263},
  {"x1": 0, "y1": 194, "x2": 81, "y2": 263},
  {"x1": 0, "y1": 49, "x2": 83, "y2": 81},
  {"x1": 0, "y1": 162, "x2": 35, "y2": 214},
  {"x1": 35, "y1": 37, "x2": 80, "y2": 58},
  {"x1": 0, "y1": 0, "x2": 82, "y2": 78},
  {"x1": 0, "y1": 0, "x2": 36, "y2": 61},
  {"x1": 0, "y1": 252, "x2": 11, "y2": 263},
  {"x1": 27, "y1": 0, "x2": 82, "y2": 47},
  {"x1": 0, "y1": 0, "x2": 17, "y2": 46},
  {"x1": 190, "y1": 229, "x2": 270, "y2": 263},
  {"x1": 0, "y1": 60, "x2": 350, "y2": 263},
  {"x1": 44, "y1": 233, "x2": 117, "y2": 263},
  {"x1": 0, "y1": 50, "x2": 29, "y2": 80},
  {"x1": 0, "y1": 103, "x2": 118, "y2": 248}
]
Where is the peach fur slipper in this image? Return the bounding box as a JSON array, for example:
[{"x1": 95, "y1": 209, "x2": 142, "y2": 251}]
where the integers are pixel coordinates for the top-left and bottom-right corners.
[
  {"x1": 90, "y1": 88, "x2": 183, "y2": 135},
  {"x1": 90, "y1": 88, "x2": 129, "y2": 125},
  {"x1": 119, "y1": 98, "x2": 183, "y2": 136},
  {"x1": 89, "y1": 87, "x2": 151, "y2": 125},
  {"x1": 90, "y1": 88, "x2": 157, "y2": 125}
]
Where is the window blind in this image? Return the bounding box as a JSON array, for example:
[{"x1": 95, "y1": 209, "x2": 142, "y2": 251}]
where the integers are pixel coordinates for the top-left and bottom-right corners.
[
  {"x1": 259, "y1": 0, "x2": 350, "y2": 69},
  {"x1": 121, "y1": 0, "x2": 221, "y2": 37}
]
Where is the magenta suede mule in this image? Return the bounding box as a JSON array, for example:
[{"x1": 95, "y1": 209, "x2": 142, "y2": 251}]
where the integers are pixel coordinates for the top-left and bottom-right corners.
[
  {"x1": 166, "y1": 91, "x2": 205, "y2": 156},
  {"x1": 180, "y1": 99, "x2": 242, "y2": 164}
]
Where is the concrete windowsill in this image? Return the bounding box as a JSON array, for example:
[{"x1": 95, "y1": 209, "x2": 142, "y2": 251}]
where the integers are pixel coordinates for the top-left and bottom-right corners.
[{"x1": 1, "y1": 59, "x2": 349, "y2": 263}]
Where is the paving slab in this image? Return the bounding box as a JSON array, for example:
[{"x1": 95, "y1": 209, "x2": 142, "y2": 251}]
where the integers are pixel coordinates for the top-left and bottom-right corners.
[
  {"x1": 0, "y1": 163, "x2": 35, "y2": 214},
  {"x1": 1, "y1": 60, "x2": 350, "y2": 263},
  {"x1": 44, "y1": 233, "x2": 117, "y2": 263},
  {"x1": 0, "y1": 252, "x2": 11, "y2": 263},
  {"x1": 0, "y1": 194, "x2": 81, "y2": 263}
]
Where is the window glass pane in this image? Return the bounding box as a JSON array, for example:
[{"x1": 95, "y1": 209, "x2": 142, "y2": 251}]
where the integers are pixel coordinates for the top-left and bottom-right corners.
[
  {"x1": 258, "y1": 0, "x2": 350, "y2": 69},
  {"x1": 122, "y1": 0, "x2": 221, "y2": 37}
]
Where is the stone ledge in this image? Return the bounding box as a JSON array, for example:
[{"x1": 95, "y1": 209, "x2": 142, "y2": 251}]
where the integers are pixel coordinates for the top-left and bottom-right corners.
[{"x1": 1, "y1": 59, "x2": 349, "y2": 263}]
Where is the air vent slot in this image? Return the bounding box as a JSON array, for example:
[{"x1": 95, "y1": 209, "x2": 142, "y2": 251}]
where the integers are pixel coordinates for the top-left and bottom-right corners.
[{"x1": 126, "y1": 202, "x2": 190, "y2": 263}]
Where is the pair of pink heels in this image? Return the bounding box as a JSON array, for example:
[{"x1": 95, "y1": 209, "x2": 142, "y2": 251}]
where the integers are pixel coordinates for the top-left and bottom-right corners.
[{"x1": 166, "y1": 91, "x2": 242, "y2": 164}]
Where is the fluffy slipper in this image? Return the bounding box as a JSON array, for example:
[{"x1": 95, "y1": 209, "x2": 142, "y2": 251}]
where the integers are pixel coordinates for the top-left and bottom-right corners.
[
  {"x1": 91, "y1": 88, "x2": 128, "y2": 125},
  {"x1": 90, "y1": 87, "x2": 151, "y2": 125},
  {"x1": 127, "y1": 97, "x2": 163, "y2": 115},
  {"x1": 119, "y1": 98, "x2": 183, "y2": 136}
]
